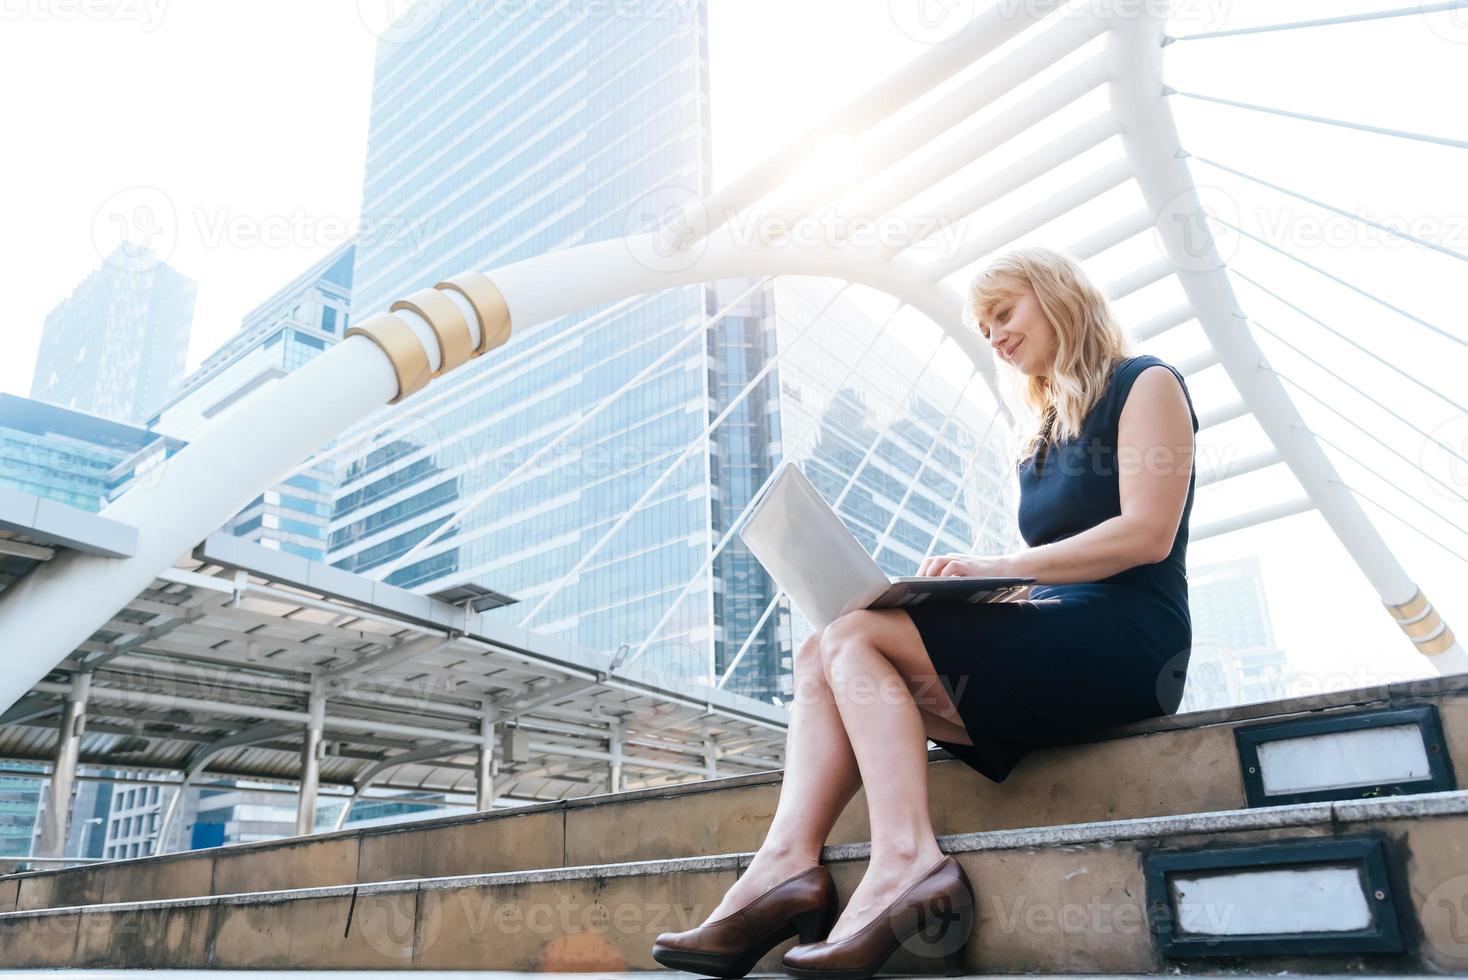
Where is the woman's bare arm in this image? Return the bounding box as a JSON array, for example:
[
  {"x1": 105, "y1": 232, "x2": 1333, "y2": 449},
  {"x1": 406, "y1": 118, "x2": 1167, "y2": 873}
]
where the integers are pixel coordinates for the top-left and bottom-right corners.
[{"x1": 922, "y1": 365, "x2": 1194, "y2": 584}]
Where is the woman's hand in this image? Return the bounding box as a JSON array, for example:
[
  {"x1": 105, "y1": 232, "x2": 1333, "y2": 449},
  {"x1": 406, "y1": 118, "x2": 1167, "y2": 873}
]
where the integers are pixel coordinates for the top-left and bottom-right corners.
[{"x1": 916, "y1": 553, "x2": 1014, "y2": 577}]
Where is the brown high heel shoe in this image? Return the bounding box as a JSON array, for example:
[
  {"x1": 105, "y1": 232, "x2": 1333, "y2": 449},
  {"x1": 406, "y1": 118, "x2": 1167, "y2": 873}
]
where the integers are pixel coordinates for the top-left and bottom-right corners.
[
  {"x1": 781, "y1": 854, "x2": 975, "y2": 980},
  {"x1": 652, "y1": 864, "x2": 838, "y2": 978}
]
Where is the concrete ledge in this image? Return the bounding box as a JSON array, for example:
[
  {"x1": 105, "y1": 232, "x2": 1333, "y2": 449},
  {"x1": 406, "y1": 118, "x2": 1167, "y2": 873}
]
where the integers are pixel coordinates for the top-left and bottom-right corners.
[
  {"x1": 7, "y1": 790, "x2": 1465, "y2": 919},
  {"x1": 3, "y1": 793, "x2": 1465, "y2": 973},
  {"x1": 5, "y1": 676, "x2": 1463, "y2": 914}
]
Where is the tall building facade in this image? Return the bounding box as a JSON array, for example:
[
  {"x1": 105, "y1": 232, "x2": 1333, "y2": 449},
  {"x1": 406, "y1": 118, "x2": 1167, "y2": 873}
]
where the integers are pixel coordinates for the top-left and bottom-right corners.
[
  {"x1": 0, "y1": 763, "x2": 44, "y2": 857},
  {"x1": 331, "y1": 1, "x2": 739, "y2": 689},
  {"x1": 98, "y1": 773, "x2": 164, "y2": 860},
  {"x1": 0, "y1": 398, "x2": 176, "y2": 860},
  {"x1": 753, "y1": 280, "x2": 1021, "y2": 697},
  {"x1": 326, "y1": 2, "x2": 1021, "y2": 703},
  {"x1": 30, "y1": 245, "x2": 196, "y2": 424},
  {"x1": 181, "y1": 783, "x2": 447, "y2": 848},
  {"x1": 0, "y1": 393, "x2": 178, "y2": 513},
  {"x1": 149, "y1": 244, "x2": 354, "y2": 560},
  {"x1": 1178, "y1": 556, "x2": 1288, "y2": 711}
]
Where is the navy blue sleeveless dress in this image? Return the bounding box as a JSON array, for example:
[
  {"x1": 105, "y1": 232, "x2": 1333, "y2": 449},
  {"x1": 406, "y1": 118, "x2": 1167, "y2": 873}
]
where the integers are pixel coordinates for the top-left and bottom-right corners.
[{"x1": 907, "y1": 353, "x2": 1200, "y2": 783}]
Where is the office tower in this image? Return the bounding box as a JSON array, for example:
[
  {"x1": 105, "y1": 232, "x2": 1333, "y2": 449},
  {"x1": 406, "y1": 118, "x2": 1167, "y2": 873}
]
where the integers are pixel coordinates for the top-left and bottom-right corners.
[
  {"x1": 178, "y1": 783, "x2": 446, "y2": 849},
  {"x1": 98, "y1": 773, "x2": 164, "y2": 859},
  {"x1": 0, "y1": 393, "x2": 177, "y2": 513},
  {"x1": 148, "y1": 244, "x2": 354, "y2": 560},
  {"x1": 331, "y1": 2, "x2": 734, "y2": 685},
  {"x1": 30, "y1": 245, "x2": 196, "y2": 424},
  {"x1": 703, "y1": 280, "x2": 783, "y2": 698},
  {"x1": 0, "y1": 764, "x2": 44, "y2": 857},
  {"x1": 1180, "y1": 555, "x2": 1289, "y2": 711},
  {"x1": 329, "y1": 1, "x2": 1021, "y2": 702}
]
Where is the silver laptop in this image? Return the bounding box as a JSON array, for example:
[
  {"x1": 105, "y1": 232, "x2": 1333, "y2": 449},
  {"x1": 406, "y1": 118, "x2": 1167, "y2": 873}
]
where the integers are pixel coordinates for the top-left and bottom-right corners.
[{"x1": 734, "y1": 460, "x2": 1035, "y2": 630}]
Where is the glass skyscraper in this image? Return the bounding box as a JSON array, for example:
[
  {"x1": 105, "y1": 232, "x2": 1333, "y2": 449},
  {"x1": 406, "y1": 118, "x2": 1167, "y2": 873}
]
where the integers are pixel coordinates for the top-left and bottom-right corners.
[
  {"x1": 30, "y1": 244, "x2": 196, "y2": 424},
  {"x1": 149, "y1": 244, "x2": 354, "y2": 561},
  {"x1": 1181, "y1": 556, "x2": 1287, "y2": 711},
  {"x1": 331, "y1": 1, "x2": 742, "y2": 691},
  {"x1": 0, "y1": 393, "x2": 178, "y2": 513},
  {"x1": 327, "y1": 1, "x2": 1022, "y2": 703}
]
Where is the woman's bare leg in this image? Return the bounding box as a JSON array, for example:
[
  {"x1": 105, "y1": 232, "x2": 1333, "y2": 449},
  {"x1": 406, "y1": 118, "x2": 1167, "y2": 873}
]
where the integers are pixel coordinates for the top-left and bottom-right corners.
[
  {"x1": 702, "y1": 629, "x2": 863, "y2": 919},
  {"x1": 816, "y1": 608, "x2": 965, "y2": 944},
  {"x1": 700, "y1": 617, "x2": 974, "y2": 924}
]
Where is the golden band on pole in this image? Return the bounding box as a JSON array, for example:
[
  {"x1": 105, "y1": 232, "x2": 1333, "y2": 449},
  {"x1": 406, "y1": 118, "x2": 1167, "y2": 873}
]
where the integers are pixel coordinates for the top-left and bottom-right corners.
[
  {"x1": 391, "y1": 287, "x2": 474, "y2": 377},
  {"x1": 1385, "y1": 587, "x2": 1428, "y2": 621},
  {"x1": 437, "y1": 271, "x2": 512, "y2": 356},
  {"x1": 1417, "y1": 626, "x2": 1456, "y2": 656},
  {"x1": 345, "y1": 312, "x2": 432, "y2": 404},
  {"x1": 1384, "y1": 586, "x2": 1456, "y2": 657},
  {"x1": 1399, "y1": 608, "x2": 1444, "y2": 639}
]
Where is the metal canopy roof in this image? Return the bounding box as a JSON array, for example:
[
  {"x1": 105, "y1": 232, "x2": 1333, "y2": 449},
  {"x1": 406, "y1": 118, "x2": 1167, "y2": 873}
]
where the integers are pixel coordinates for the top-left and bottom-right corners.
[
  {"x1": 0, "y1": 530, "x2": 788, "y2": 807},
  {"x1": 0, "y1": 486, "x2": 139, "y2": 599}
]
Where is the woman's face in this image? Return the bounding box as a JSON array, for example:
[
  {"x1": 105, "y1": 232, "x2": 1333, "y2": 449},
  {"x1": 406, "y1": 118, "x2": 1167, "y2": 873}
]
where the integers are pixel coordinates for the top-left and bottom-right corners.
[{"x1": 977, "y1": 282, "x2": 1056, "y2": 377}]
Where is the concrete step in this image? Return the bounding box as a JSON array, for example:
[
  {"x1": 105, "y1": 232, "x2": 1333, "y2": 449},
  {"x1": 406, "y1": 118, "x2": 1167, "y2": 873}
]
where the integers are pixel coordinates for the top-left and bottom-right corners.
[
  {"x1": 0, "y1": 790, "x2": 1463, "y2": 972},
  {"x1": 3, "y1": 674, "x2": 1462, "y2": 916}
]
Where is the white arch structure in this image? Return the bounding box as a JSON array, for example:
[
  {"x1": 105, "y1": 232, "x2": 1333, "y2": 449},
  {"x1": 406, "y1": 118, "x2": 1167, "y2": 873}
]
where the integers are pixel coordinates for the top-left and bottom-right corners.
[{"x1": 0, "y1": 0, "x2": 1461, "y2": 718}]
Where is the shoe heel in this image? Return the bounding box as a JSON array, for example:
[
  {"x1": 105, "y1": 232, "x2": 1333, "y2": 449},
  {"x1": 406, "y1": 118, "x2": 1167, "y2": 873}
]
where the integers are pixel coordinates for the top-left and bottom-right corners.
[
  {"x1": 791, "y1": 906, "x2": 830, "y2": 944},
  {"x1": 905, "y1": 929, "x2": 969, "y2": 977},
  {"x1": 903, "y1": 893, "x2": 973, "y2": 976}
]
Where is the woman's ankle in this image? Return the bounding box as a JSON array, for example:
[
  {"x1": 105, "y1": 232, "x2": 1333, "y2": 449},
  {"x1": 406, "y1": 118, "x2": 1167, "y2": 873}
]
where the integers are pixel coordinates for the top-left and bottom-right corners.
[
  {"x1": 869, "y1": 839, "x2": 943, "y2": 874},
  {"x1": 756, "y1": 836, "x2": 822, "y2": 867}
]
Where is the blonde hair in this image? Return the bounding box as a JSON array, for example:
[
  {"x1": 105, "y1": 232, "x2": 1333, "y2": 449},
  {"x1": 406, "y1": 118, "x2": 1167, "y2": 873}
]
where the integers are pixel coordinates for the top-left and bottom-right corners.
[{"x1": 961, "y1": 246, "x2": 1133, "y2": 466}]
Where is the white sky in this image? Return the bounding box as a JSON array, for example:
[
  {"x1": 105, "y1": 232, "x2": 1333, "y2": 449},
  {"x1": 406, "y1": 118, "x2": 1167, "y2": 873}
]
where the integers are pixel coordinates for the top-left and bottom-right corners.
[{"x1": 1, "y1": 0, "x2": 1465, "y2": 699}]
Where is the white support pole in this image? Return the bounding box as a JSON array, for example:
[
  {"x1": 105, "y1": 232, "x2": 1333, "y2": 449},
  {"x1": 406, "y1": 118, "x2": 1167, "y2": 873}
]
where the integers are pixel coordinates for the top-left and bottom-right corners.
[
  {"x1": 1192, "y1": 497, "x2": 1316, "y2": 541},
  {"x1": 669, "y1": 0, "x2": 1068, "y2": 253},
  {"x1": 156, "y1": 775, "x2": 192, "y2": 854},
  {"x1": 1198, "y1": 447, "x2": 1282, "y2": 488},
  {"x1": 607, "y1": 720, "x2": 624, "y2": 795},
  {"x1": 155, "y1": 721, "x2": 298, "y2": 852},
  {"x1": 1132, "y1": 302, "x2": 1196, "y2": 342},
  {"x1": 476, "y1": 705, "x2": 497, "y2": 812},
  {"x1": 330, "y1": 740, "x2": 473, "y2": 832},
  {"x1": 295, "y1": 677, "x2": 325, "y2": 837},
  {"x1": 702, "y1": 734, "x2": 718, "y2": 780},
  {"x1": 932, "y1": 159, "x2": 1135, "y2": 281},
  {"x1": 0, "y1": 231, "x2": 983, "y2": 718},
  {"x1": 1106, "y1": 5, "x2": 1463, "y2": 671},
  {"x1": 37, "y1": 672, "x2": 89, "y2": 858}
]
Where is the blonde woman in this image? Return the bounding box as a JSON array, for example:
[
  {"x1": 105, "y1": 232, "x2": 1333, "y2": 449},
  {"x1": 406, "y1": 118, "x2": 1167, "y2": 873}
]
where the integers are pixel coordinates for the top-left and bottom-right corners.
[{"x1": 653, "y1": 246, "x2": 1198, "y2": 979}]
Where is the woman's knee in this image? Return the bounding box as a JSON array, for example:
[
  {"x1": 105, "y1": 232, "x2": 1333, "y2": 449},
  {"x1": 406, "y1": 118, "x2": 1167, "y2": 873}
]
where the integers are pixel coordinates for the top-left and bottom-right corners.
[
  {"x1": 818, "y1": 610, "x2": 879, "y2": 668},
  {"x1": 794, "y1": 630, "x2": 823, "y2": 672}
]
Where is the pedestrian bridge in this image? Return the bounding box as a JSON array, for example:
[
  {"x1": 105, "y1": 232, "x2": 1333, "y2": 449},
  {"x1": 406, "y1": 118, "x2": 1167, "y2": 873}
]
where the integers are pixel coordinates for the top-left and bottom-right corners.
[{"x1": 0, "y1": 1, "x2": 1465, "y2": 970}]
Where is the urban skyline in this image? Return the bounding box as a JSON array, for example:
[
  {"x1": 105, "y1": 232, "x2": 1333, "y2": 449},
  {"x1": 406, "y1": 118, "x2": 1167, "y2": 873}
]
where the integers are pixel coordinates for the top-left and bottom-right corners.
[
  {"x1": 0, "y1": 1, "x2": 1450, "y2": 862},
  {"x1": 29, "y1": 244, "x2": 196, "y2": 425}
]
